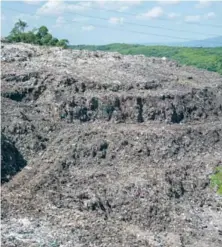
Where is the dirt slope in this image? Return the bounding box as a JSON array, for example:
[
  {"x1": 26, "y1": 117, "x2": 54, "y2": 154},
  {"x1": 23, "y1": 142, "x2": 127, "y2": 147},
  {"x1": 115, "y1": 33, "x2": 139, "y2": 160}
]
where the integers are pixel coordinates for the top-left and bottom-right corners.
[{"x1": 1, "y1": 43, "x2": 222, "y2": 247}]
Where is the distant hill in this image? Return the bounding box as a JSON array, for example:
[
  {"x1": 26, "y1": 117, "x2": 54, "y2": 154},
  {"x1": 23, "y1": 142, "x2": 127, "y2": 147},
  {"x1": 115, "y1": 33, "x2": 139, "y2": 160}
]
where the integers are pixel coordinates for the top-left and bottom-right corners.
[{"x1": 142, "y1": 36, "x2": 222, "y2": 47}]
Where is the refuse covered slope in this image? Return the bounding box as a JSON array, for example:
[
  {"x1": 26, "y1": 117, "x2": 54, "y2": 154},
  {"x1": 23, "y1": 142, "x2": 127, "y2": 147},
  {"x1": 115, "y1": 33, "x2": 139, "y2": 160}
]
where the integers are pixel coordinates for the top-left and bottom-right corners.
[{"x1": 1, "y1": 43, "x2": 222, "y2": 247}]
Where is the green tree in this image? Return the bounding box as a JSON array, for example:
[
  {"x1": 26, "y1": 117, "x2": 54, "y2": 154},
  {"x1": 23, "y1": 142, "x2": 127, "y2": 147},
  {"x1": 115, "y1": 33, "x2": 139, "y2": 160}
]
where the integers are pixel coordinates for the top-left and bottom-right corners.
[
  {"x1": 22, "y1": 31, "x2": 37, "y2": 44},
  {"x1": 7, "y1": 27, "x2": 21, "y2": 42},
  {"x1": 6, "y1": 20, "x2": 69, "y2": 49},
  {"x1": 6, "y1": 19, "x2": 28, "y2": 42},
  {"x1": 36, "y1": 26, "x2": 48, "y2": 39},
  {"x1": 57, "y1": 39, "x2": 69, "y2": 48},
  {"x1": 15, "y1": 19, "x2": 28, "y2": 32},
  {"x1": 48, "y1": 38, "x2": 59, "y2": 46},
  {"x1": 41, "y1": 33, "x2": 53, "y2": 45}
]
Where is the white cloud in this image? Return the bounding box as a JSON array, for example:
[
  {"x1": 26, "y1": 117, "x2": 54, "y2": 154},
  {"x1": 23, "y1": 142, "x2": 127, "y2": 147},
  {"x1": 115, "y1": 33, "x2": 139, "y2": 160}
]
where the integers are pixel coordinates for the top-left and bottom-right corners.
[
  {"x1": 204, "y1": 12, "x2": 216, "y2": 19},
  {"x1": 185, "y1": 15, "x2": 201, "y2": 23},
  {"x1": 23, "y1": 0, "x2": 41, "y2": 4},
  {"x1": 195, "y1": 0, "x2": 211, "y2": 8},
  {"x1": 13, "y1": 13, "x2": 39, "y2": 23},
  {"x1": 79, "y1": 2, "x2": 92, "y2": 8},
  {"x1": 68, "y1": 2, "x2": 92, "y2": 12},
  {"x1": 1, "y1": 14, "x2": 5, "y2": 22},
  {"x1": 72, "y1": 17, "x2": 88, "y2": 22},
  {"x1": 109, "y1": 17, "x2": 124, "y2": 25},
  {"x1": 56, "y1": 16, "x2": 66, "y2": 25},
  {"x1": 123, "y1": 1, "x2": 142, "y2": 5},
  {"x1": 93, "y1": 1, "x2": 106, "y2": 6},
  {"x1": 137, "y1": 7, "x2": 164, "y2": 19},
  {"x1": 168, "y1": 12, "x2": 180, "y2": 19},
  {"x1": 157, "y1": 0, "x2": 180, "y2": 5},
  {"x1": 95, "y1": 0, "x2": 142, "y2": 5},
  {"x1": 37, "y1": 0, "x2": 91, "y2": 16},
  {"x1": 118, "y1": 6, "x2": 129, "y2": 12},
  {"x1": 37, "y1": 0, "x2": 64, "y2": 15},
  {"x1": 92, "y1": 0, "x2": 142, "y2": 10},
  {"x1": 52, "y1": 16, "x2": 66, "y2": 28},
  {"x1": 82, "y1": 25, "x2": 95, "y2": 31}
]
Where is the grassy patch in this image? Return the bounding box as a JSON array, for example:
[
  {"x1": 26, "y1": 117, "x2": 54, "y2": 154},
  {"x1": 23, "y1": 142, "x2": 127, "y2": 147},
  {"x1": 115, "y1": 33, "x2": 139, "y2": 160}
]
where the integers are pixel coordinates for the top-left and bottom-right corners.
[{"x1": 210, "y1": 166, "x2": 222, "y2": 195}]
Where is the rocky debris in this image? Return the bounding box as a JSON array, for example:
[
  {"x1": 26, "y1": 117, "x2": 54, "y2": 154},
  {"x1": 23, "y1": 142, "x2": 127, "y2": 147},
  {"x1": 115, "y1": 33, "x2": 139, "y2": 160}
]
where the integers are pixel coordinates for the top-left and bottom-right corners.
[
  {"x1": 1, "y1": 43, "x2": 222, "y2": 247},
  {"x1": 1, "y1": 44, "x2": 222, "y2": 126},
  {"x1": 1, "y1": 134, "x2": 27, "y2": 183}
]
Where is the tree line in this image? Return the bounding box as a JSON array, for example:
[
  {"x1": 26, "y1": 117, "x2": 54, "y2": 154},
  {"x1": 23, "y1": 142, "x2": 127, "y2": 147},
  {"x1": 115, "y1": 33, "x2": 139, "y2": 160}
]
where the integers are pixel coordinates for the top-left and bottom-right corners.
[{"x1": 6, "y1": 19, "x2": 69, "y2": 48}]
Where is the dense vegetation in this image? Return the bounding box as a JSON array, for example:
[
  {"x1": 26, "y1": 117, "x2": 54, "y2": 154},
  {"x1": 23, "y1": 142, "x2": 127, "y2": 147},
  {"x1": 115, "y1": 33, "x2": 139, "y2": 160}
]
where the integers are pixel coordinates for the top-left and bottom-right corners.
[
  {"x1": 6, "y1": 19, "x2": 69, "y2": 48},
  {"x1": 70, "y1": 43, "x2": 222, "y2": 75}
]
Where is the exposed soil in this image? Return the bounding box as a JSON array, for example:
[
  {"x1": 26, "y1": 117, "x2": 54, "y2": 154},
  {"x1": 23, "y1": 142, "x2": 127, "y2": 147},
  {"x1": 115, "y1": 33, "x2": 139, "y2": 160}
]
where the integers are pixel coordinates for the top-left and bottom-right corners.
[{"x1": 1, "y1": 43, "x2": 222, "y2": 247}]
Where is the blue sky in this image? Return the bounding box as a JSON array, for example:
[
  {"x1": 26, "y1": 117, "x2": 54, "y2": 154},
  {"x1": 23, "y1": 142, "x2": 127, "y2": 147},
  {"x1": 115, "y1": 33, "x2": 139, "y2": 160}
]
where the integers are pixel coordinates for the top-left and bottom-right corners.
[{"x1": 1, "y1": 0, "x2": 222, "y2": 45}]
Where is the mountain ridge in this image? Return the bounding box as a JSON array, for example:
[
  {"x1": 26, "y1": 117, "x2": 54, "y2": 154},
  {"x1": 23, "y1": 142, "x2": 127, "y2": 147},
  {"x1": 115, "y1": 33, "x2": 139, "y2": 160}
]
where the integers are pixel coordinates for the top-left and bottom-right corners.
[{"x1": 141, "y1": 36, "x2": 222, "y2": 47}]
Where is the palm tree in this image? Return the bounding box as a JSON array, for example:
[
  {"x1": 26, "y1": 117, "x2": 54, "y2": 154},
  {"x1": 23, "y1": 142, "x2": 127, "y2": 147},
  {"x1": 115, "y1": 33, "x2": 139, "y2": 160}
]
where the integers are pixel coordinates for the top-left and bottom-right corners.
[{"x1": 15, "y1": 19, "x2": 28, "y2": 32}]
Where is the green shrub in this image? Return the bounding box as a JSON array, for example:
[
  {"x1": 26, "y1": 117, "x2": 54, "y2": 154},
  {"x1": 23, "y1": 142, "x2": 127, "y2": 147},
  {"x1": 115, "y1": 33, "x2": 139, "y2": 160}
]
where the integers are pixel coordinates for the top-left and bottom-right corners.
[{"x1": 210, "y1": 166, "x2": 222, "y2": 195}]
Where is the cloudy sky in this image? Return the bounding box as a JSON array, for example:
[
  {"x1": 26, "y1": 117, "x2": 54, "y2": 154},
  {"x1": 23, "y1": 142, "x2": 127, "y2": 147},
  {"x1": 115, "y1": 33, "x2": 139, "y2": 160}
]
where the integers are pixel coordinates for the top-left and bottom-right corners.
[{"x1": 1, "y1": 0, "x2": 222, "y2": 45}]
